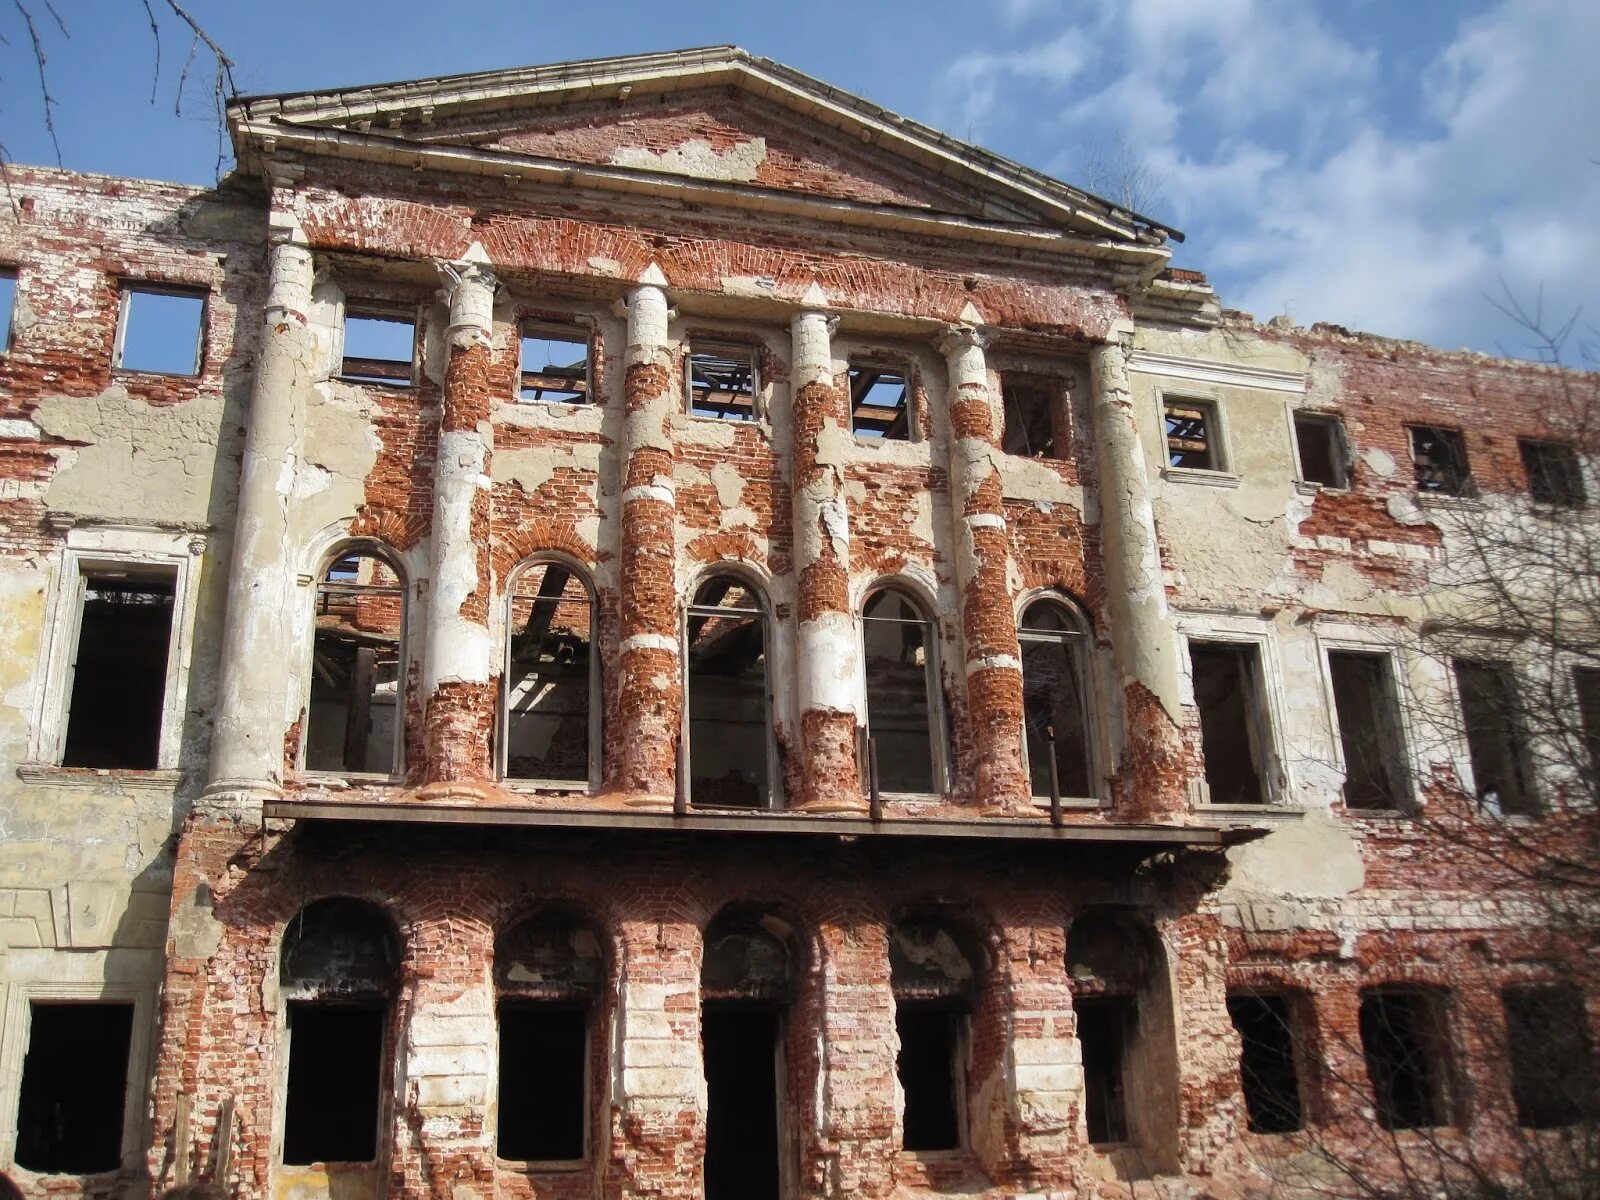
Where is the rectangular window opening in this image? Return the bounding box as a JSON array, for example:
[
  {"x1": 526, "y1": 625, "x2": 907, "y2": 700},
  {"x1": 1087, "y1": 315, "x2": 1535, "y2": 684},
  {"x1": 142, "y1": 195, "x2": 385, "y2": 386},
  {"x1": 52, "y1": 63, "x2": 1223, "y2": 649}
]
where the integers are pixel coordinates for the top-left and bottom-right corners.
[
  {"x1": 117, "y1": 285, "x2": 205, "y2": 376},
  {"x1": 519, "y1": 324, "x2": 592, "y2": 403},
  {"x1": 15, "y1": 1001, "x2": 133, "y2": 1174},
  {"x1": 283, "y1": 1002, "x2": 385, "y2": 1165},
  {"x1": 1502, "y1": 986, "x2": 1595, "y2": 1129},
  {"x1": 850, "y1": 363, "x2": 911, "y2": 440},
  {"x1": 687, "y1": 583, "x2": 771, "y2": 807},
  {"x1": 1359, "y1": 990, "x2": 1450, "y2": 1130},
  {"x1": 1409, "y1": 425, "x2": 1473, "y2": 496},
  {"x1": 1576, "y1": 667, "x2": 1600, "y2": 790},
  {"x1": 687, "y1": 342, "x2": 758, "y2": 421},
  {"x1": 703, "y1": 1005, "x2": 782, "y2": 1200},
  {"x1": 1020, "y1": 629, "x2": 1092, "y2": 799},
  {"x1": 497, "y1": 1004, "x2": 587, "y2": 1161},
  {"x1": 1189, "y1": 641, "x2": 1269, "y2": 805},
  {"x1": 896, "y1": 1003, "x2": 964, "y2": 1151},
  {"x1": 62, "y1": 571, "x2": 176, "y2": 769},
  {"x1": 1076, "y1": 995, "x2": 1134, "y2": 1144},
  {"x1": 1454, "y1": 659, "x2": 1537, "y2": 815},
  {"x1": 505, "y1": 565, "x2": 592, "y2": 783},
  {"x1": 1328, "y1": 650, "x2": 1409, "y2": 811},
  {"x1": 0, "y1": 267, "x2": 17, "y2": 350},
  {"x1": 306, "y1": 555, "x2": 404, "y2": 776},
  {"x1": 341, "y1": 307, "x2": 416, "y2": 386},
  {"x1": 1002, "y1": 379, "x2": 1057, "y2": 458},
  {"x1": 1165, "y1": 399, "x2": 1219, "y2": 470},
  {"x1": 1227, "y1": 993, "x2": 1304, "y2": 1134},
  {"x1": 1519, "y1": 439, "x2": 1586, "y2": 507},
  {"x1": 1294, "y1": 413, "x2": 1348, "y2": 488}
]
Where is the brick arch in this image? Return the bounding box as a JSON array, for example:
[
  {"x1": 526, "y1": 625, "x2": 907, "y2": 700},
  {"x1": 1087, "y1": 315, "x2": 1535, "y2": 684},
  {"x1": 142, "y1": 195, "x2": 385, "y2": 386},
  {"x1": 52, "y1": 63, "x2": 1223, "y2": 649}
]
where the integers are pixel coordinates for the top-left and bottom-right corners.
[
  {"x1": 684, "y1": 529, "x2": 764, "y2": 568},
  {"x1": 492, "y1": 519, "x2": 595, "y2": 581},
  {"x1": 349, "y1": 505, "x2": 427, "y2": 554}
]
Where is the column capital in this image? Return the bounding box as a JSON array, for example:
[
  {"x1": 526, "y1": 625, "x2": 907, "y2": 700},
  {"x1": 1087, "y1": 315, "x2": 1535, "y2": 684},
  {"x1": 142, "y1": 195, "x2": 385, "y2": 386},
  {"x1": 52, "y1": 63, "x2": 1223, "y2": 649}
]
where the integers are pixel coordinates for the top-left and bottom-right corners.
[
  {"x1": 792, "y1": 308, "x2": 840, "y2": 336},
  {"x1": 437, "y1": 260, "x2": 497, "y2": 348},
  {"x1": 937, "y1": 323, "x2": 992, "y2": 360}
]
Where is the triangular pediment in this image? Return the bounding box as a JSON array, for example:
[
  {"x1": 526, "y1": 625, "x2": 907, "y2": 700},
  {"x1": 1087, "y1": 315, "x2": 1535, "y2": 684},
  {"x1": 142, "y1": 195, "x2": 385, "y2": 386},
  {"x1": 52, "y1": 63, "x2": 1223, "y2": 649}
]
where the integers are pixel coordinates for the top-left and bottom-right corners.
[{"x1": 230, "y1": 47, "x2": 1178, "y2": 250}]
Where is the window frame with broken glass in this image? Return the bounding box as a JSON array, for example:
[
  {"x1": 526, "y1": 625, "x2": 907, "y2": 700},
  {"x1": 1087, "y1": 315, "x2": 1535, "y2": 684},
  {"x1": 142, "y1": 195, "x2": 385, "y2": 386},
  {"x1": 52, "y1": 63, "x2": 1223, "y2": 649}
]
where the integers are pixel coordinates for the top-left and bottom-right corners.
[
  {"x1": 1017, "y1": 595, "x2": 1098, "y2": 805},
  {"x1": 500, "y1": 556, "x2": 600, "y2": 789},
  {"x1": 301, "y1": 545, "x2": 408, "y2": 779},
  {"x1": 860, "y1": 584, "x2": 947, "y2": 796},
  {"x1": 683, "y1": 573, "x2": 780, "y2": 809}
]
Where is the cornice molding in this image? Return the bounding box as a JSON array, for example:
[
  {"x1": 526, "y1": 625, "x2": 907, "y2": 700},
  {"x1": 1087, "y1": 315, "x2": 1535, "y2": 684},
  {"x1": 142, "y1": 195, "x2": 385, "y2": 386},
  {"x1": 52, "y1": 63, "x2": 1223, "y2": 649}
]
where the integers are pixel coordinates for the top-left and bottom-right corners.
[{"x1": 1128, "y1": 350, "x2": 1307, "y2": 395}]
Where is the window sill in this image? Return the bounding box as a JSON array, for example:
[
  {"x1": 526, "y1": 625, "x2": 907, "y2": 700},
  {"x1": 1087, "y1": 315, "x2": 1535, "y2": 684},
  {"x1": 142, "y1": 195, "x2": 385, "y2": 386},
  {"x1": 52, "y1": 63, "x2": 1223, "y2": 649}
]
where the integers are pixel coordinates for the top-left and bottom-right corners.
[
  {"x1": 1029, "y1": 796, "x2": 1104, "y2": 810},
  {"x1": 503, "y1": 779, "x2": 596, "y2": 796},
  {"x1": 1415, "y1": 491, "x2": 1483, "y2": 511},
  {"x1": 1295, "y1": 480, "x2": 1351, "y2": 497},
  {"x1": 335, "y1": 375, "x2": 416, "y2": 390},
  {"x1": 1342, "y1": 805, "x2": 1415, "y2": 821},
  {"x1": 111, "y1": 366, "x2": 201, "y2": 381},
  {"x1": 1162, "y1": 466, "x2": 1241, "y2": 488},
  {"x1": 1195, "y1": 802, "x2": 1306, "y2": 823},
  {"x1": 296, "y1": 771, "x2": 402, "y2": 788},
  {"x1": 16, "y1": 763, "x2": 181, "y2": 791},
  {"x1": 496, "y1": 1158, "x2": 587, "y2": 1173}
]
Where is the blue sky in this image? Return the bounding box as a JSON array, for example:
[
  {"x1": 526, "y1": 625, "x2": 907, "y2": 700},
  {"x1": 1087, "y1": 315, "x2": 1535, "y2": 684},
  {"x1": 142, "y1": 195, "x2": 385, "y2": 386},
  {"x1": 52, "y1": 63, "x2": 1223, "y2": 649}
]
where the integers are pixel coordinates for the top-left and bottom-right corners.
[{"x1": 3, "y1": 0, "x2": 1595, "y2": 359}]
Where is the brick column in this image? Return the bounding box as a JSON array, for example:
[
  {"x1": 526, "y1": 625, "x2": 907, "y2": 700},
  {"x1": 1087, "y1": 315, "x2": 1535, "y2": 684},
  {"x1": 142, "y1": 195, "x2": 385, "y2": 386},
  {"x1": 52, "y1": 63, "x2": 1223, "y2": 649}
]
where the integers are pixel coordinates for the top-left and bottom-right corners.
[
  {"x1": 969, "y1": 920, "x2": 1082, "y2": 1189},
  {"x1": 419, "y1": 262, "x2": 499, "y2": 800},
  {"x1": 393, "y1": 917, "x2": 497, "y2": 1198},
  {"x1": 939, "y1": 326, "x2": 1029, "y2": 814},
  {"x1": 810, "y1": 908, "x2": 897, "y2": 1197},
  {"x1": 1089, "y1": 333, "x2": 1187, "y2": 816},
  {"x1": 790, "y1": 307, "x2": 864, "y2": 812},
  {"x1": 614, "y1": 272, "x2": 681, "y2": 807},
  {"x1": 603, "y1": 915, "x2": 705, "y2": 1199},
  {"x1": 204, "y1": 239, "x2": 316, "y2": 813}
]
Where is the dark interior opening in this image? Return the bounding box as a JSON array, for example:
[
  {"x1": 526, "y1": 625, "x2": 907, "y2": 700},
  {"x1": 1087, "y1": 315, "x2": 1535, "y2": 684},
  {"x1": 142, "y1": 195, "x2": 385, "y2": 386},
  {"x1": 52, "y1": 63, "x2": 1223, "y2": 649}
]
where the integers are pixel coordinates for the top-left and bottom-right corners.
[
  {"x1": 1455, "y1": 659, "x2": 1536, "y2": 815},
  {"x1": 1519, "y1": 439, "x2": 1586, "y2": 506},
  {"x1": 505, "y1": 565, "x2": 592, "y2": 782},
  {"x1": 305, "y1": 554, "x2": 403, "y2": 775},
  {"x1": 703, "y1": 1005, "x2": 781, "y2": 1200},
  {"x1": 687, "y1": 578, "x2": 771, "y2": 807},
  {"x1": 1020, "y1": 603, "x2": 1092, "y2": 799},
  {"x1": 1189, "y1": 642, "x2": 1265, "y2": 805},
  {"x1": 1227, "y1": 993, "x2": 1303, "y2": 1133},
  {"x1": 1359, "y1": 990, "x2": 1447, "y2": 1130},
  {"x1": 498, "y1": 1004, "x2": 587, "y2": 1160},
  {"x1": 1328, "y1": 651, "x2": 1406, "y2": 810},
  {"x1": 1294, "y1": 414, "x2": 1346, "y2": 487},
  {"x1": 863, "y1": 590, "x2": 938, "y2": 793},
  {"x1": 1503, "y1": 986, "x2": 1595, "y2": 1129},
  {"x1": 1001, "y1": 380, "x2": 1056, "y2": 457},
  {"x1": 849, "y1": 364, "x2": 911, "y2": 439},
  {"x1": 15, "y1": 1002, "x2": 133, "y2": 1174},
  {"x1": 896, "y1": 1004, "x2": 962, "y2": 1151},
  {"x1": 1076, "y1": 995, "x2": 1133, "y2": 1144},
  {"x1": 283, "y1": 1002, "x2": 384, "y2": 1165},
  {"x1": 62, "y1": 576, "x2": 174, "y2": 769},
  {"x1": 1164, "y1": 401, "x2": 1215, "y2": 470}
]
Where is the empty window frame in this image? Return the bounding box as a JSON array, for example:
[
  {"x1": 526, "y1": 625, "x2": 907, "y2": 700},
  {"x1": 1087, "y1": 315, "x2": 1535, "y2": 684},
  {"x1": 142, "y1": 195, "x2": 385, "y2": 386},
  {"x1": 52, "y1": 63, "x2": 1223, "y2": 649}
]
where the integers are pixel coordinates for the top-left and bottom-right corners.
[
  {"x1": 1454, "y1": 659, "x2": 1537, "y2": 815},
  {"x1": 890, "y1": 916, "x2": 978, "y2": 1152},
  {"x1": 279, "y1": 899, "x2": 399, "y2": 1167},
  {"x1": 1076, "y1": 997, "x2": 1135, "y2": 1143},
  {"x1": 1165, "y1": 398, "x2": 1222, "y2": 470},
  {"x1": 1019, "y1": 598, "x2": 1094, "y2": 800},
  {"x1": 304, "y1": 550, "x2": 405, "y2": 776},
  {"x1": 1327, "y1": 650, "x2": 1410, "y2": 811},
  {"x1": 1293, "y1": 412, "x2": 1349, "y2": 488},
  {"x1": 496, "y1": 911, "x2": 603, "y2": 1162},
  {"x1": 519, "y1": 322, "x2": 593, "y2": 403},
  {"x1": 341, "y1": 305, "x2": 416, "y2": 386},
  {"x1": 1409, "y1": 425, "x2": 1473, "y2": 496},
  {"x1": 59, "y1": 568, "x2": 177, "y2": 769},
  {"x1": 687, "y1": 341, "x2": 759, "y2": 421},
  {"x1": 1001, "y1": 377, "x2": 1058, "y2": 458},
  {"x1": 1189, "y1": 640, "x2": 1273, "y2": 805},
  {"x1": 14, "y1": 1002, "x2": 134, "y2": 1174},
  {"x1": 503, "y1": 562, "x2": 597, "y2": 785},
  {"x1": 1519, "y1": 438, "x2": 1586, "y2": 507},
  {"x1": 1359, "y1": 989, "x2": 1452, "y2": 1130},
  {"x1": 849, "y1": 362, "x2": 912, "y2": 440},
  {"x1": 701, "y1": 909, "x2": 796, "y2": 1200},
  {"x1": 0, "y1": 267, "x2": 16, "y2": 350},
  {"x1": 1502, "y1": 985, "x2": 1596, "y2": 1129},
  {"x1": 1227, "y1": 992, "x2": 1304, "y2": 1134},
  {"x1": 862, "y1": 587, "x2": 942, "y2": 794},
  {"x1": 686, "y1": 576, "x2": 774, "y2": 807},
  {"x1": 115, "y1": 284, "x2": 206, "y2": 376},
  {"x1": 1576, "y1": 667, "x2": 1600, "y2": 785}
]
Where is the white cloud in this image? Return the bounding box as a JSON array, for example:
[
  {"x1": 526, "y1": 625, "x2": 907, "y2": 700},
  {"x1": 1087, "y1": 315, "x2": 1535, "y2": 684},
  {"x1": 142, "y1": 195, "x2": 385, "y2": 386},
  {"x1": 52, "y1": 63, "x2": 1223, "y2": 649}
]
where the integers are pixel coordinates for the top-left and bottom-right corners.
[
  {"x1": 945, "y1": 31, "x2": 1090, "y2": 134},
  {"x1": 937, "y1": 0, "x2": 1600, "y2": 356}
]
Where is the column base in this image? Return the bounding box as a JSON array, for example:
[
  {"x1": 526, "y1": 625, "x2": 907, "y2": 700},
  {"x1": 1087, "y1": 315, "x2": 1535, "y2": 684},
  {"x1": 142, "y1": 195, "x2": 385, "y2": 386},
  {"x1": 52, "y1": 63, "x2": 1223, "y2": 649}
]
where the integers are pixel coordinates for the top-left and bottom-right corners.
[
  {"x1": 199, "y1": 777, "x2": 282, "y2": 820},
  {"x1": 411, "y1": 778, "x2": 510, "y2": 806},
  {"x1": 616, "y1": 788, "x2": 678, "y2": 811},
  {"x1": 796, "y1": 795, "x2": 872, "y2": 815}
]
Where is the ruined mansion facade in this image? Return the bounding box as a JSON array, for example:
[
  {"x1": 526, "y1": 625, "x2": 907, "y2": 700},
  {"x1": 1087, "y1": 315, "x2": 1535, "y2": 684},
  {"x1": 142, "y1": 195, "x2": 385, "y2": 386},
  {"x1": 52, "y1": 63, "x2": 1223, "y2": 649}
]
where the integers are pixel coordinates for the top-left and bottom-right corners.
[{"x1": 0, "y1": 45, "x2": 1595, "y2": 1200}]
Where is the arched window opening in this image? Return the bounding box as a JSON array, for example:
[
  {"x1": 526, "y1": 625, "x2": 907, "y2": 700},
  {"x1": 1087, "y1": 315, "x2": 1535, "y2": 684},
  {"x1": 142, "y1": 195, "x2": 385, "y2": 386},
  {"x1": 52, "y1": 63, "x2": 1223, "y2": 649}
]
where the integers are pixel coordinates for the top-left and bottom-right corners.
[
  {"x1": 504, "y1": 562, "x2": 597, "y2": 785},
  {"x1": 687, "y1": 576, "x2": 774, "y2": 808},
  {"x1": 862, "y1": 588, "x2": 941, "y2": 794},
  {"x1": 495, "y1": 911, "x2": 604, "y2": 1163},
  {"x1": 279, "y1": 899, "x2": 400, "y2": 1168},
  {"x1": 1066, "y1": 908, "x2": 1178, "y2": 1171},
  {"x1": 701, "y1": 908, "x2": 798, "y2": 1200},
  {"x1": 1019, "y1": 599, "x2": 1094, "y2": 800},
  {"x1": 890, "y1": 914, "x2": 982, "y2": 1152},
  {"x1": 305, "y1": 550, "x2": 405, "y2": 775}
]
